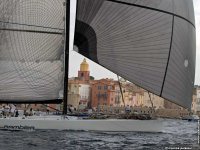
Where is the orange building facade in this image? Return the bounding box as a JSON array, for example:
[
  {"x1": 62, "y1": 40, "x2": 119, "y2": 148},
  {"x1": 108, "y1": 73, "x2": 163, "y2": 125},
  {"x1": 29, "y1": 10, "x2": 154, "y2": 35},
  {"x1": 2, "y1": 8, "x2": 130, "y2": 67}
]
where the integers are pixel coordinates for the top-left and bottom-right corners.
[{"x1": 91, "y1": 79, "x2": 116, "y2": 108}]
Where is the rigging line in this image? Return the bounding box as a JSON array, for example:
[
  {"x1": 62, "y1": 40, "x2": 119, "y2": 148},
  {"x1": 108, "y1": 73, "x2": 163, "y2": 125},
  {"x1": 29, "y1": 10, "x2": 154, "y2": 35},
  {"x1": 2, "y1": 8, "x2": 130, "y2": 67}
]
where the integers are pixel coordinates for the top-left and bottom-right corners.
[
  {"x1": 117, "y1": 75, "x2": 125, "y2": 107},
  {"x1": 106, "y1": 0, "x2": 195, "y2": 28},
  {"x1": 0, "y1": 28, "x2": 62, "y2": 35},
  {"x1": 25, "y1": 104, "x2": 31, "y2": 111},
  {"x1": 0, "y1": 20, "x2": 64, "y2": 31},
  {"x1": 42, "y1": 104, "x2": 61, "y2": 112},
  {"x1": 147, "y1": 91, "x2": 156, "y2": 114},
  {"x1": 160, "y1": 16, "x2": 174, "y2": 96}
]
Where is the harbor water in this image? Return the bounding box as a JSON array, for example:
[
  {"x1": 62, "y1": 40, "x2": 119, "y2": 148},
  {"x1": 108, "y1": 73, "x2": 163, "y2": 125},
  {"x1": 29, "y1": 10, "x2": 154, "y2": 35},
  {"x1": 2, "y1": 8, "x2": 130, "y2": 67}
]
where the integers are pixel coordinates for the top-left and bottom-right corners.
[{"x1": 0, "y1": 119, "x2": 199, "y2": 150}]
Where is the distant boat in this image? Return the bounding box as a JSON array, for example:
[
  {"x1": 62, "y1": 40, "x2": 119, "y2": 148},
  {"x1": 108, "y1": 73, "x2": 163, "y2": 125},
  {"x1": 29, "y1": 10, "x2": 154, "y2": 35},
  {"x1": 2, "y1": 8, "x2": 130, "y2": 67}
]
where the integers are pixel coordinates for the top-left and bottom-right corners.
[
  {"x1": 182, "y1": 115, "x2": 199, "y2": 122},
  {"x1": 0, "y1": 0, "x2": 196, "y2": 132}
]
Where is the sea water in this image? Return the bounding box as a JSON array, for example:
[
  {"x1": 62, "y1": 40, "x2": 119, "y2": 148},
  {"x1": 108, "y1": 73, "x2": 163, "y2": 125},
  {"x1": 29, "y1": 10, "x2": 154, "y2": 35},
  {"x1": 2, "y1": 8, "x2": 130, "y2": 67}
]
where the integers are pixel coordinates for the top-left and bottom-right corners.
[{"x1": 0, "y1": 119, "x2": 199, "y2": 150}]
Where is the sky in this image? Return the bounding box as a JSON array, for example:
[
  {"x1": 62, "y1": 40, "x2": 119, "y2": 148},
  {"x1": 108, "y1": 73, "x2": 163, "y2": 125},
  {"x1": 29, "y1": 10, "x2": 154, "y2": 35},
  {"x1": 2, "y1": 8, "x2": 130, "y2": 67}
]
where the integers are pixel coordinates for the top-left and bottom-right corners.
[{"x1": 69, "y1": 0, "x2": 200, "y2": 85}]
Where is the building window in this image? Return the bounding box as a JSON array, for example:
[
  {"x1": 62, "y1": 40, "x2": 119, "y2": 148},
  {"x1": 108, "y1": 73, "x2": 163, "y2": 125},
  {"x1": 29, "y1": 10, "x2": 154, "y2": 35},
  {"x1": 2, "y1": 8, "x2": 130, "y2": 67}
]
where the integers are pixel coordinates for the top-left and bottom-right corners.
[
  {"x1": 97, "y1": 93, "x2": 101, "y2": 98},
  {"x1": 104, "y1": 86, "x2": 108, "y2": 90},
  {"x1": 81, "y1": 73, "x2": 84, "y2": 77}
]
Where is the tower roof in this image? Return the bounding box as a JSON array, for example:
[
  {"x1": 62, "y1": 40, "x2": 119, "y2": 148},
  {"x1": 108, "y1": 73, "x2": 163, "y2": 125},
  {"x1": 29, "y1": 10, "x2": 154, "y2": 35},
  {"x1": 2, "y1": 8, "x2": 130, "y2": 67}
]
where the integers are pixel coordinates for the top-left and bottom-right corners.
[
  {"x1": 80, "y1": 58, "x2": 89, "y2": 71},
  {"x1": 81, "y1": 58, "x2": 88, "y2": 65}
]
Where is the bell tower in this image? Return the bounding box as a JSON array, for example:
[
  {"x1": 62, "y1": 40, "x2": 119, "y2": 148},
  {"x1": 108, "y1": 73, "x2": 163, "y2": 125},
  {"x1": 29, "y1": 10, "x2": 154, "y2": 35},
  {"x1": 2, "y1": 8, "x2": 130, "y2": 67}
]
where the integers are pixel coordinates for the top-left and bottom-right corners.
[{"x1": 78, "y1": 58, "x2": 90, "y2": 81}]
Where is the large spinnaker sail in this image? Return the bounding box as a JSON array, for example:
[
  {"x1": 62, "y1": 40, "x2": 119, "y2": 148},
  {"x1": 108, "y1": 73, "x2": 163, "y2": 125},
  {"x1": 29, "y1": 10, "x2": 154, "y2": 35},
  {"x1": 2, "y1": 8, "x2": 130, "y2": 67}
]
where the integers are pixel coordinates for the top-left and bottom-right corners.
[
  {"x1": 74, "y1": 0, "x2": 196, "y2": 109},
  {"x1": 0, "y1": 0, "x2": 65, "y2": 103}
]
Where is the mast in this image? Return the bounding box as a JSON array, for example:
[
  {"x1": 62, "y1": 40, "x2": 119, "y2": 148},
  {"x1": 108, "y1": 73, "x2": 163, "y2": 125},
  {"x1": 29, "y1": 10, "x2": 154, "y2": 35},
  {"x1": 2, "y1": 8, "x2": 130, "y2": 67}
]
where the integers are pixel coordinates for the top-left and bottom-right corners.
[{"x1": 63, "y1": 0, "x2": 70, "y2": 115}]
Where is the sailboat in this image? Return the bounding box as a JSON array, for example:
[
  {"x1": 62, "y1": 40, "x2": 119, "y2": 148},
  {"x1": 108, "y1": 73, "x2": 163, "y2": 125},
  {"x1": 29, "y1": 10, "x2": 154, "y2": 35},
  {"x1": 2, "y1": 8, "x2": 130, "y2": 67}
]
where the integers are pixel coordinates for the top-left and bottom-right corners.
[{"x1": 0, "y1": 0, "x2": 196, "y2": 132}]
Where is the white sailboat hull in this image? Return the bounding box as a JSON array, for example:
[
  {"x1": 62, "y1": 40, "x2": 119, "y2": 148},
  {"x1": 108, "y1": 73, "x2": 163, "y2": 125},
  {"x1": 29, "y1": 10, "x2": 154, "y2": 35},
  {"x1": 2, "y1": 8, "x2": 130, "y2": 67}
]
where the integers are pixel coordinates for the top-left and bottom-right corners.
[{"x1": 0, "y1": 116, "x2": 163, "y2": 132}]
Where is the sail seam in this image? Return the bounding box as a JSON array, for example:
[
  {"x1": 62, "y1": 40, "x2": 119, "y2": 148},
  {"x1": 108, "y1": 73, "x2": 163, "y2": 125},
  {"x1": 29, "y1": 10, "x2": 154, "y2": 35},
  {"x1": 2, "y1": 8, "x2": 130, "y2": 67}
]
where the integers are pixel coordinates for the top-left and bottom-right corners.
[
  {"x1": 0, "y1": 99, "x2": 63, "y2": 104},
  {"x1": 160, "y1": 16, "x2": 174, "y2": 96},
  {"x1": 0, "y1": 20, "x2": 64, "y2": 31},
  {"x1": 106, "y1": 0, "x2": 195, "y2": 28},
  {"x1": 0, "y1": 28, "x2": 62, "y2": 35}
]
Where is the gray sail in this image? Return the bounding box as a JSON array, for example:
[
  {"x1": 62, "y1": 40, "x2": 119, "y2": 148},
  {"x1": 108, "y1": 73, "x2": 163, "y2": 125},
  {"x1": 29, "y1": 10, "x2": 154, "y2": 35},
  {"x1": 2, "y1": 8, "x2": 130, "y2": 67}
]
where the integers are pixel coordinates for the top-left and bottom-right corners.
[
  {"x1": 0, "y1": 0, "x2": 65, "y2": 103},
  {"x1": 74, "y1": 0, "x2": 196, "y2": 108}
]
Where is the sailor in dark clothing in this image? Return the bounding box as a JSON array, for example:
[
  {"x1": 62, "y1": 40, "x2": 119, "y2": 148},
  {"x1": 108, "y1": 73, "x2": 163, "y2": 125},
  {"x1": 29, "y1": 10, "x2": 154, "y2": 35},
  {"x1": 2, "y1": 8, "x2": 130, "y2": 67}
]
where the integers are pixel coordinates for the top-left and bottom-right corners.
[
  {"x1": 15, "y1": 109, "x2": 19, "y2": 117},
  {"x1": 125, "y1": 105, "x2": 131, "y2": 114},
  {"x1": 30, "y1": 108, "x2": 33, "y2": 116},
  {"x1": 46, "y1": 109, "x2": 49, "y2": 115},
  {"x1": 2, "y1": 106, "x2": 5, "y2": 116},
  {"x1": 68, "y1": 107, "x2": 72, "y2": 113}
]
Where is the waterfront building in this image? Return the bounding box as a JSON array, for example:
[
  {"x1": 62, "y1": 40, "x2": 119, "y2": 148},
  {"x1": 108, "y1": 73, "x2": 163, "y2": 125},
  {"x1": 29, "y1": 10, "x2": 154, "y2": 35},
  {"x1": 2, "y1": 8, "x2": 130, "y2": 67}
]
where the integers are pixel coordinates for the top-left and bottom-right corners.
[
  {"x1": 113, "y1": 83, "x2": 131, "y2": 107},
  {"x1": 67, "y1": 59, "x2": 92, "y2": 109},
  {"x1": 132, "y1": 91, "x2": 144, "y2": 107},
  {"x1": 192, "y1": 87, "x2": 197, "y2": 113},
  {"x1": 79, "y1": 83, "x2": 90, "y2": 109},
  {"x1": 68, "y1": 80, "x2": 80, "y2": 109},
  {"x1": 67, "y1": 80, "x2": 91, "y2": 109},
  {"x1": 113, "y1": 81, "x2": 145, "y2": 107},
  {"x1": 91, "y1": 79, "x2": 145, "y2": 109},
  {"x1": 192, "y1": 94, "x2": 197, "y2": 113},
  {"x1": 197, "y1": 86, "x2": 200, "y2": 100},
  {"x1": 125, "y1": 83, "x2": 145, "y2": 107},
  {"x1": 91, "y1": 79, "x2": 116, "y2": 108},
  {"x1": 114, "y1": 85, "x2": 122, "y2": 106},
  {"x1": 192, "y1": 86, "x2": 200, "y2": 113},
  {"x1": 143, "y1": 92, "x2": 164, "y2": 109},
  {"x1": 164, "y1": 100, "x2": 182, "y2": 110}
]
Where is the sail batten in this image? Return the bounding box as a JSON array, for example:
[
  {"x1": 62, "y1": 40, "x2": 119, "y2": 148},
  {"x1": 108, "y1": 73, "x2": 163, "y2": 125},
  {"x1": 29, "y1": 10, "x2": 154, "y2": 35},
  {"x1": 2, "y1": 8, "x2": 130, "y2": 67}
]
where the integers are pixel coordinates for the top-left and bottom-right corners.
[
  {"x1": 0, "y1": 28, "x2": 62, "y2": 35},
  {"x1": 74, "y1": 0, "x2": 196, "y2": 109},
  {"x1": 0, "y1": 21, "x2": 64, "y2": 31}
]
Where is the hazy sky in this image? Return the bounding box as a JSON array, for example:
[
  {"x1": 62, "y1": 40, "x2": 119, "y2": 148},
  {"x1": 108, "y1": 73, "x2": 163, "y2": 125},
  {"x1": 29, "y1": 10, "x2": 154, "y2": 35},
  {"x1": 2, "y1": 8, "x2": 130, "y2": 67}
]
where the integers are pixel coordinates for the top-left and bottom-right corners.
[{"x1": 69, "y1": 0, "x2": 200, "y2": 85}]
